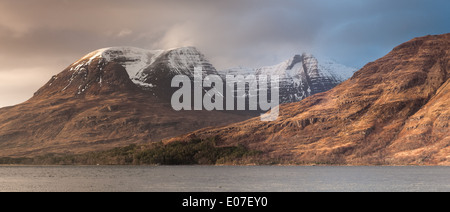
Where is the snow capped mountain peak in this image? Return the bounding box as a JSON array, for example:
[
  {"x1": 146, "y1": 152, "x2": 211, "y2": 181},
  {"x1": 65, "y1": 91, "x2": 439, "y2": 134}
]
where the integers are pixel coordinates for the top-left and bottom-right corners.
[
  {"x1": 163, "y1": 46, "x2": 217, "y2": 76},
  {"x1": 166, "y1": 46, "x2": 198, "y2": 52},
  {"x1": 44, "y1": 46, "x2": 355, "y2": 104},
  {"x1": 73, "y1": 46, "x2": 164, "y2": 78},
  {"x1": 50, "y1": 46, "x2": 220, "y2": 99},
  {"x1": 219, "y1": 52, "x2": 357, "y2": 103},
  {"x1": 67, "y1": 46, "x2": 214, "y2": 88},
  {"x1": 315, "y1": 55, "x2": 357, "y2": 81}
]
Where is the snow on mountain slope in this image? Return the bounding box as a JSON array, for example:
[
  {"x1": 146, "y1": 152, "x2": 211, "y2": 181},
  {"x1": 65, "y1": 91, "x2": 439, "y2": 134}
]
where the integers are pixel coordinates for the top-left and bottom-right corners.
[
  {"x1": 316, "y1": 55, "x2": 357, "y2": 81},
  {"x1": 131, "y1": 46, "x2": 218, "y2": 100},
  {"x1": 69, "y1": 46, "x2": 217, "y2": 85},
  {"x1": 71, "y1": 47, "x2": 161, "y2": 77},
  {"x1": 101, "y1": 47, "x2": 164, "y2": 78},
  {"x1": 58, "y1": 46, "x2": 218, "y2": 99},
  {"x1": 164, "y1": 47, "x2": 218, "y2": 76},
  {"x1": 219, "y1": 53, "x2": 357, "y2": 103},
  {"x1": 58, "y1": 47, "x2": 354, "y2": 103}
]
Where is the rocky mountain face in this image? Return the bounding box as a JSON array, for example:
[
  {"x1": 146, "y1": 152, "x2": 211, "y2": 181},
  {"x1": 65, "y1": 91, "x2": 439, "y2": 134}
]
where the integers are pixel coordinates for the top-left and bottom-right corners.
[
  {"x1": 0, "y1": 47, "x2": 251, "y2": 157},
  {"x1": 171, "y1": 34, "x2": 450, "y2": 165},
  {"x1": 220, "y1": 53, "x2": 355, "y2": 103}
]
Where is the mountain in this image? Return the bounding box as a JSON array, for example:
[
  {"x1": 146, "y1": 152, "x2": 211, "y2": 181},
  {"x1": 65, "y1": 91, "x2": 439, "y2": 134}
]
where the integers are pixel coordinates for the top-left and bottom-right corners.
[
  {"x1": 171, "y1": 33, "x2": 450, "y2": 165},
  {"x1": 0, "y1": 47, "x2": 251, "y2": 157},
  {"x1": 220, "y1": 53, "x2": 356, "y2": 103},
  {"x1": 34, "y1": 46, "x2": 217, "y2": 100},
  {"x1": 130, "y1": 46, "x2": 218, "y2": 101},
  {"x1": 0, "y1": 45, "x2": 364, "y2": 159}
]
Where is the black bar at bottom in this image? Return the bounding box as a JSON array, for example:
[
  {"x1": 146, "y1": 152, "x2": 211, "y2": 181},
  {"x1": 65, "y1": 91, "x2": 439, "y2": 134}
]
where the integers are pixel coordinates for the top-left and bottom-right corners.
[{"x1": 2, "y1": 192, "x2": 439, "y2": 211}]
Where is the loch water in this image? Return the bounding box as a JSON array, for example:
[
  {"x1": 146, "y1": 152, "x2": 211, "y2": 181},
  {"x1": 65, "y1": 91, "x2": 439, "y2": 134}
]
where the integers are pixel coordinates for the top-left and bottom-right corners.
[{"x1": 0, "y1": 165, "x2": 449, "y2": 192}]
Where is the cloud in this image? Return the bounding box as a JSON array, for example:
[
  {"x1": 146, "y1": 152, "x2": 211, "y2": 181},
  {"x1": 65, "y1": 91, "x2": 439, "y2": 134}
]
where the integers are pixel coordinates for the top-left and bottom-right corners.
[
  {"x1": 154, "y1": 22, "x2": 197, "y2": 50},
  {"x1": 0, "y1": 67, "x2": 54, "y2": 106},
  {"x1": 117, "y1": 29, "x2": 133, "y2": 38}
]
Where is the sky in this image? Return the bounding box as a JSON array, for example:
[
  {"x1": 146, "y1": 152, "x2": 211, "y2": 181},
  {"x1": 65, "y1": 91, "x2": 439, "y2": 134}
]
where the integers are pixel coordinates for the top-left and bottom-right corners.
[{"x1": 0, "y1": 0, "x2": 449, "y2": 107}]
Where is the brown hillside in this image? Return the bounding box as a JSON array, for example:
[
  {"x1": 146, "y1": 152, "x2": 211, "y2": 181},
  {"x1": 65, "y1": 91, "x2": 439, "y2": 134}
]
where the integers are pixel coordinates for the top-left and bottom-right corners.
[
  {"x1": 171, "y1": 34, "x2": 450, "y2": 165},
  {"x1": 0, "y1": 53, "x2": 251, "y2": 157}
]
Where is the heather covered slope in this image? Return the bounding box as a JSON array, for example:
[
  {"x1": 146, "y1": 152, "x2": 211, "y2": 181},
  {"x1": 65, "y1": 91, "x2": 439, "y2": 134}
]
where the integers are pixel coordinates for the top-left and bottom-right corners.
[{"x1": 171, "y1": 34, "x2": 450, "y2": 165}]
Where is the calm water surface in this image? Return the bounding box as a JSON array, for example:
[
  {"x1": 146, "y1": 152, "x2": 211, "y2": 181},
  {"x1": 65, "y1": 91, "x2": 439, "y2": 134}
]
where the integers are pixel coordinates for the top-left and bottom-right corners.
[{"x1": 0, "y1": 166, "x2": 449, "y2": 192}]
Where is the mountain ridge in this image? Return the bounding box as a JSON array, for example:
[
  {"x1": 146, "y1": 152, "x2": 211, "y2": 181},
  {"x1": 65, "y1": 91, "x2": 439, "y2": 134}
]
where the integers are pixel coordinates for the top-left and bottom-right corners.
[
  {"x1": 169, "y1": 33, "x2": 450, "y2": 165},
  {"x1": 220, "y1": 53, "x2": 356, "y2": 103},
  {"x1": 0, "y1": 43, "x2": 386, "y2": 160}
]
